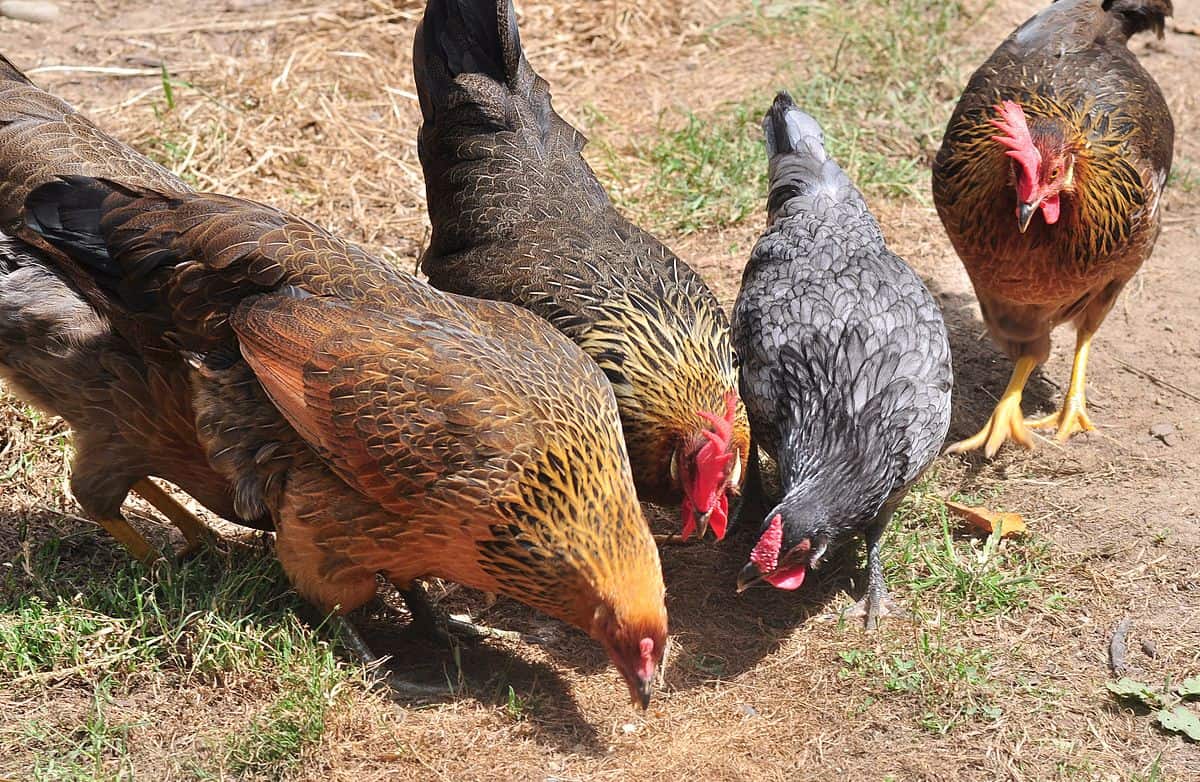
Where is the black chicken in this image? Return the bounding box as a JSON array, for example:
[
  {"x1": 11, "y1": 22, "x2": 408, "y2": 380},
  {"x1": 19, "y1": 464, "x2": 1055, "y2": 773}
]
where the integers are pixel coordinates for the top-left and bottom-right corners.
[{"x1": 732, "y1": 94, "x2": 952, "y2": 628}]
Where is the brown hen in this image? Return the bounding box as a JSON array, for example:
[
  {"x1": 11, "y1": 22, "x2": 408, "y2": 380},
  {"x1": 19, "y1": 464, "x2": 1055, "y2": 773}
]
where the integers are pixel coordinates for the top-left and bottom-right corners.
[
  {"x1": 0, "y1": 54, "x2": 265, "y2": 560},
  {"x1": 933, "y1": 0, "x2": 1174, "y2": 457},
  {"x1": 24, "y1": 177, "x2": 669, "y2": 708},
  {"x1": 414, "y1": 0, "x2": 750, "y2": 540}
]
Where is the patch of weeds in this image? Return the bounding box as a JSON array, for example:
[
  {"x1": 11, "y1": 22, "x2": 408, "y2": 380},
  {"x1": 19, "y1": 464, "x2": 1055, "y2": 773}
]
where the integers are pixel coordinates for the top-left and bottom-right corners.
[
  {"x1": 618, "y1": 0, "x2": 966, "y2": 232},
  {"x1": 1167, "y1": 163, "x2": 1198, "y2": 194},
  {"x1": 1107, "y1": 676, "x2": 1200, "y2": 742},
  {"x1": 23, "y1": 680, "x2": 139, "y2": 782},
  {"x1": 504, "y1": 685, "x2": 528, "y2": 722},
  {"x1": 838, "y1": 629, "x2": 1001, "y2": 733},
  {"x1": 0, "y1": 544, "x2": 327, "y2": 682},
  {"x1": 706, "y1": 0, "x2": 820, "y2": 40},
  {"x1": 222, "y1": 631, "x2": 351, "y2": 774},
  {"x1": 884, "y1": 482, "x2": 1053, "y2": 619}
]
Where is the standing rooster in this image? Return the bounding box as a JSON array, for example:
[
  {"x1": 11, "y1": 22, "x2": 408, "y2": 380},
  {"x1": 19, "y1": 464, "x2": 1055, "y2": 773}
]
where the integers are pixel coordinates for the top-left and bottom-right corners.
[
  {"x1": 934, "y1": 0, "x2": 1174, "y2": 457},
  {"x1": 414, "y1": 0, "x2": 749, "y2": 541},
  {"x1": 24, "y1": 177, "x2": 669, "y2": 709},
  {"x1": 733, "y1": 94, "x2": 952, "y2": 629}
]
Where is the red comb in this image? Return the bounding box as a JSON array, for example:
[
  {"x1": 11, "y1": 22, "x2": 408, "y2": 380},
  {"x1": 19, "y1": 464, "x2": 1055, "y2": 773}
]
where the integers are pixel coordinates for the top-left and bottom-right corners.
[
  {"x1": 990, "y1": 101, "x2": 1040, "y2": 203},
  {"x1": 638, "y1": 637, "x2": 655, "y2": 680},
  {"x1": 681, "y1": 392, "x2": 738, "y2": 540},
  {"x1": 750, "y1": 514, "x2": 783, "y2": 573}
]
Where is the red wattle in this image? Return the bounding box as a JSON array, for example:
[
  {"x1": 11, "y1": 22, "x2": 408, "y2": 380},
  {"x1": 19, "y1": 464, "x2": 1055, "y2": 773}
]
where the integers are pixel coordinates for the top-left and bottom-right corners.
[
  {"x1": 763, "y1": 563, "x2": 807, "y2": 591},
  {"x1": 1041, "y1": 193, "x2": 1061, "y2": 224},
  {"x1": 708, "y1": 496, "x2": 730, "y2": 541}
]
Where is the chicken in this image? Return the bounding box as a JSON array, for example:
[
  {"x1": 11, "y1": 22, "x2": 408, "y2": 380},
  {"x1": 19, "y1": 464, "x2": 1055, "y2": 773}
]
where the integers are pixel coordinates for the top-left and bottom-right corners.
[
  {"x1": 23, "y1": 176, "x2": 669, "y2": 708},
  {"x1": 0, "y1": 54, "x2": 267, "y2": 561},
  {"x1": 732, "y1": 94, "x2": 952, "y2": 629},
  {"x1": 413, "y1": 0, "x2": 749, "y2": 541},
  {"x1": 933, "y1": 0, "x2": 1174, "y2": 457}
]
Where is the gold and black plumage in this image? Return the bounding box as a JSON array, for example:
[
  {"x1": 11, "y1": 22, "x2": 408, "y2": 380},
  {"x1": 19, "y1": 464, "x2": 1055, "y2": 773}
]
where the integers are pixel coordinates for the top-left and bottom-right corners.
[
  {"x1": 24, "y1": 177, "x2": 669, "y2": 708},
  {"x1": 933, "y1": 0, "x2": 1174, "y2": 456},
  {"x1": 414, "y1": 0, "x2": 750, "y2": 540}
]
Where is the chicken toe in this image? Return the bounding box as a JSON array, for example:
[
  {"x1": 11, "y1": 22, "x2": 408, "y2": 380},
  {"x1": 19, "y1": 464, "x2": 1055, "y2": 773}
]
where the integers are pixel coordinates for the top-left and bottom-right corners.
[
  {"x1": 1026, "y1": 329, "x2": 1096, "y2": 442},
  {"x1": 947, "y1": 356, "x2": 1040, "y2": 458}
]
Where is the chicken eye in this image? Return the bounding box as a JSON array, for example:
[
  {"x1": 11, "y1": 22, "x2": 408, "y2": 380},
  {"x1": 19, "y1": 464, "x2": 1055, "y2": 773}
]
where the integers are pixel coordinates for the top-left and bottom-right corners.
[{"x1": 1048, "y1": 166, "x2": 1060, "y2": 181}]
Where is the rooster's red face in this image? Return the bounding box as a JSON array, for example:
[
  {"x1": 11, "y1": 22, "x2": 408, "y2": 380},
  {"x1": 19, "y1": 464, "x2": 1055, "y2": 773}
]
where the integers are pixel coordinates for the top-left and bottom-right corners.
[
  {"x1": 672, "y1": 392, "x2": 742, "y2": 541},
  {"x1": 990, "y1": 100, "x2": 1075, "y2": 233}
]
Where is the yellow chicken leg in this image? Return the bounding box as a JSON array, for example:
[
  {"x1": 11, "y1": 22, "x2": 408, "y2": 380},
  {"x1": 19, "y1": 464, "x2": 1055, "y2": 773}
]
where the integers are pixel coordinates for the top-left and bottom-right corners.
[
  {"x1": 1026, "y1": 329, "x2": 1096, "y2": 442},
  {"x1": 95, "y1": 514, "x2": 161, "y2": 564},
  {"x1": 947, "y1": 356, "x2": 1039, "y2": 458},
  {"x1": 131, "y1": 478, "x2": 214, "y2": 554}
]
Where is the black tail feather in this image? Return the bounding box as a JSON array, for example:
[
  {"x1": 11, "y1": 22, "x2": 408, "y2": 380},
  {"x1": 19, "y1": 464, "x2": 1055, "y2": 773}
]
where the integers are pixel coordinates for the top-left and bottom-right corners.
[
  {"x1": 414, "y1": 0, "x2": 522, "y2": 120},
  {"x1": 1103, "y1": 0, "x2": 1173, "y2": 39}
]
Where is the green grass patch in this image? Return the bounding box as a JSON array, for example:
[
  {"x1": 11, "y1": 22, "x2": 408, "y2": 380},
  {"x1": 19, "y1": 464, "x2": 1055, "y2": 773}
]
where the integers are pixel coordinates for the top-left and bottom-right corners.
[
  {"x1": 884, "y1": 478, "x2": 1056, "y2": 620},
  {"x1": 222, "y1": 639, "x2": 351, "y2": 774},
  {"x1": 0, "y1": 540, "x2": 365, "y2": 777},
  {"x1": 613, "y1": 0, "x2": 967, "y2": 233},
  {"x1": 839, "y1": 629, "x2": 1002, "y2": 734}
]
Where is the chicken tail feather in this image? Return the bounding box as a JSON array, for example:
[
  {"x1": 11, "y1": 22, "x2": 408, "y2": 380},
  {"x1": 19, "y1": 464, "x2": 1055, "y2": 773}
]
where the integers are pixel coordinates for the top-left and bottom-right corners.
[
  {"x1": 413, "y1": 0, "x2": 521, "y2": 119},
  {"x1": 1103, "y1": 0, "x2": 1172, "y2": 40},
  {"x1": 761, "y1": 92, "x2": 853, "y2": 220}
]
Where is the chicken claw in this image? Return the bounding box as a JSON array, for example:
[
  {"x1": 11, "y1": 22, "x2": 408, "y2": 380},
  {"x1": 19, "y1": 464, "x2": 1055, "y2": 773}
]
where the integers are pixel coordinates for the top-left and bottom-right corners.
[
  {"x1": 947, "y1": 356, "x2": 1039, "y2": 458},
  {"x1": 1027, "y1": 394, "x2": 1094, "y2": 441},
  {"x1": 1026, "y1": 328, "x2": 1096, "y2": 443}
]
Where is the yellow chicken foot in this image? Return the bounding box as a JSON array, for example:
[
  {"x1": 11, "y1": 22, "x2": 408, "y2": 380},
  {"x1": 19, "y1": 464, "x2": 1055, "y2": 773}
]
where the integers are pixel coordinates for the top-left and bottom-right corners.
[
  {"x1": 1026, "y1": 329, "x2": 1096, "y2": 442},
  {"x1": 947, "y1": 356, "x2": 1039, "y2": 458},
  {"x1": 94, "y1": 514, "x2": 161, "y2": 564},
  {"x1": 131, "y1": 478, "x2": 214, "y2": 555}
]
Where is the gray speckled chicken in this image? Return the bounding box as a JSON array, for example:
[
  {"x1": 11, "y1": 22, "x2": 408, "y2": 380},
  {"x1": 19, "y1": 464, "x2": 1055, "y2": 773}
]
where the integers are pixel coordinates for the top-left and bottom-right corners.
[{"x1": 732, "y1": 93, "x2": 952, "y2": 629}]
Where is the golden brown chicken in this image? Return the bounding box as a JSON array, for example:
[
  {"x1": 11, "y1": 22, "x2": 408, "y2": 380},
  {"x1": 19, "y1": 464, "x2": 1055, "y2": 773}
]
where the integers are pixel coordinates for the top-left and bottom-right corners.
[
  {"x1": 414, "y1": 0, "x2": 749, "y2": 540},
  {"x1": 23, "y1": 176, "x2": 669, "y2": 707},
  {"x1": 933, "y1": 0, "x2": 1174, "y2": 456},
  {"x1": 0, "y1": 54, "x2": 266, "y2": 560}
]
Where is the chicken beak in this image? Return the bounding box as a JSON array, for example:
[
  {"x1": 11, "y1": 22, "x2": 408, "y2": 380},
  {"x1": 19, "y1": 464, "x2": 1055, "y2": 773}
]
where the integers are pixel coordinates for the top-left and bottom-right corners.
[
  {"x1": 736, "y1": 561, "x2": 764, "y2": 594},
  {"x1": 1017, "y1": 201, "x2": 1036, "y2": 233},
  {"x1": 694, "y1": 507, "x2": 713, "y2": 539},
  {"x1": 635, "y1": 678, "x2": 652, "y2": 710}
]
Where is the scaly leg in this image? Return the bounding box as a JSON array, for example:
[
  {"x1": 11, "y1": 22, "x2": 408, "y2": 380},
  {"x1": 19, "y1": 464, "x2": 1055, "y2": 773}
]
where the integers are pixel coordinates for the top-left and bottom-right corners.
[
  {"x1": 947, "y1": 356, "x2": 1040, "y2": 458},
  {"x1": 400, "y1": 582, "x2": 522, "y2": 645},
  {"x1": 94, "y1": 514, "x2": 161, "y2": 564},
  {"x1": 131, "y1": 478, "x2": 214, "y2": 555},
  {"x1": 1026, "y1": 328, "x2": 1096, "y2": 442},
  {"x1": 842, "y1": 510, "x2": 907, "y2": 630}
]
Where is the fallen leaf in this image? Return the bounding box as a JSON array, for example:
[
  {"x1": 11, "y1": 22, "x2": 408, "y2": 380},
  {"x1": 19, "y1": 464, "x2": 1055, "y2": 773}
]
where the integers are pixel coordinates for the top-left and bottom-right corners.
[
  {"x1": 1157, "y1": 705, "x2": 1200, "y2": 742},
  {"x1": 1107, "y1": 677, "x2": 1167, "y2": 709},
  {"x1": 1177, "y1": 677, "x2": 1200, "y2": 699},
  {"x1": 945, "y1": 501, "x2": 1027, "y2": 538}
]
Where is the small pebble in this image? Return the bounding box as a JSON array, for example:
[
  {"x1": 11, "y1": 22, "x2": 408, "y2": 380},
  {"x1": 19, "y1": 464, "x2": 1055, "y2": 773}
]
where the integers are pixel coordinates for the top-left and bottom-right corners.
[
  {"x1": 738, "y1": 703, "x2": 758, "y2": 719},
  {"x1": 1149, "y1": 422, "x2": 1178, "y2": 446},
  {"x1": 0, "y1": 0, "x2": 60, "y2": 23},
  {"x1": 621, "y1": 722, "x2": 638, "y2": 734},
  {"x1": 1141, "y1": 639, "x2": 1157, "y2": 659}
]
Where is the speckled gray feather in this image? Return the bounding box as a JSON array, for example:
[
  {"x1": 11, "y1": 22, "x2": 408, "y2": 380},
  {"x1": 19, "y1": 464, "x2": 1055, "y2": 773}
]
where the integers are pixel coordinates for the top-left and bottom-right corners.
[{"x1": 733, "y1": 94, "x2": 952, "y2": 552}]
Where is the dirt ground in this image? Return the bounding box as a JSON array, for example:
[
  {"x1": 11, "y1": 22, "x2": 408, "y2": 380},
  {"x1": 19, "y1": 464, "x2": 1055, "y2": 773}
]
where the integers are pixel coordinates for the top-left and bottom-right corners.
[{"x1": 0, "y1": 0, "x2": 1198, "y2": 780}]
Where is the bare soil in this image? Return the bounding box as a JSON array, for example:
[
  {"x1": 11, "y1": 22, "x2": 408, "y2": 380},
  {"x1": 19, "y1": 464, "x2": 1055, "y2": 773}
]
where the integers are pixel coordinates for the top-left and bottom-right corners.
[{"x1": 0, "y1": 1, "x2": 1198, "y2": 780}]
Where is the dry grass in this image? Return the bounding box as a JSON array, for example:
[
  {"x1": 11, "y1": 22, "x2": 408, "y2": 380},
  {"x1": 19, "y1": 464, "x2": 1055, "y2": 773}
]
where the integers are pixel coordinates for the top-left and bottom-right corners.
[{"x1": 1, "y1": 0, "x2": 1199, "y2": 780}]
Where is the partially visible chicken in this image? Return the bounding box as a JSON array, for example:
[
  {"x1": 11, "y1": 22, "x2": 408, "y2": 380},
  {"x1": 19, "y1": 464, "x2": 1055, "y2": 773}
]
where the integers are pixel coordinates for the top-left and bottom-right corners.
[
  {"x1": 24, "y1": 176, "x2": 669, "y2": 708},
  {"x1": 733, "y1": 95, "x2": 952, "y2": 629},
  {"x1": 933, "y1": 0, "x2": 1174, "y2": 457},
  {"x1": 0, "y1": 53, "x2": 265, "y2": 560},
  {"x1": 414, "y1": 0, "x2": 749, "y2": 541}
]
